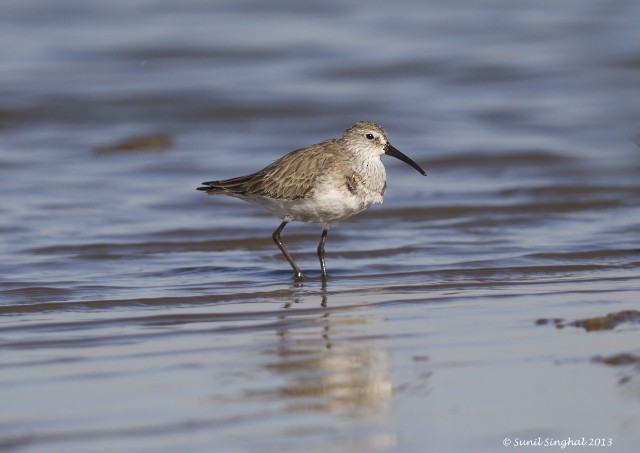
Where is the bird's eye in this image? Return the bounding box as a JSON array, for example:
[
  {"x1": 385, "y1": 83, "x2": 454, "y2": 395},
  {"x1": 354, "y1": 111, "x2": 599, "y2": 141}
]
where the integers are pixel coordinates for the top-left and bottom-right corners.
[{"x1": 366, "y1": 133, "x2": 374, "y2": 140}]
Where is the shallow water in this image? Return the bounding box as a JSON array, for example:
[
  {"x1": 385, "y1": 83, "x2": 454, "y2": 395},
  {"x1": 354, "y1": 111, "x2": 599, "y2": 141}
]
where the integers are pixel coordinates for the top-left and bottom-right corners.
[{"x1": 1, "y1": 0, "x2": 640, "y2": 451}]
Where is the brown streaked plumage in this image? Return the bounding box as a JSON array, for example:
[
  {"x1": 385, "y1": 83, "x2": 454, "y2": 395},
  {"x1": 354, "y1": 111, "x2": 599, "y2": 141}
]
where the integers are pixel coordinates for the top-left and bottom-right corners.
[
  {"x1": 197, "y1": 121, "x2": 426, "y2": 281},
  {"x1": 200, "y1": 141, "x2": 345, "y2": 200}
]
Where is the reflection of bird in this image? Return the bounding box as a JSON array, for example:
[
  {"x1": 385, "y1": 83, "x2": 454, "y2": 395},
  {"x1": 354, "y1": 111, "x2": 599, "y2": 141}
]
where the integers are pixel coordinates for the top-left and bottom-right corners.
[{"x1": 198, "y1": 121, "x2": 426, "y2": 281}]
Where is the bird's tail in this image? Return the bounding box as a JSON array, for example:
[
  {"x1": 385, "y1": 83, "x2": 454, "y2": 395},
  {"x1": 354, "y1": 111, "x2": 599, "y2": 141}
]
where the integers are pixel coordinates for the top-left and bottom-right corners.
[
  {"x1": 196, "y1": 175, "x2": 254, "y2": 195},
  {"x1": 196, "y1": 183, "x2": 226, "y2": 194}
]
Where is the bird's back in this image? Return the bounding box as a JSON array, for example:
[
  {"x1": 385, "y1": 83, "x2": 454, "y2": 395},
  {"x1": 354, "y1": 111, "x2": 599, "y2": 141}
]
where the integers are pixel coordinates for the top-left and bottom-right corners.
[{"x1": 197, "y1": 139, "x2": 347, "y2": 201}]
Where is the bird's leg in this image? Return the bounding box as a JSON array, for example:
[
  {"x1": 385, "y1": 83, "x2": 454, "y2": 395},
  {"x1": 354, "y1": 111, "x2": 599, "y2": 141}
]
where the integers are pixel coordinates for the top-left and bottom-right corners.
[
  {"x1": 272, "y1": 220, "x2": 304, "y2": 281},
  {"x1": 317, "y1": 223, "x2": 331, "y2": 281}
]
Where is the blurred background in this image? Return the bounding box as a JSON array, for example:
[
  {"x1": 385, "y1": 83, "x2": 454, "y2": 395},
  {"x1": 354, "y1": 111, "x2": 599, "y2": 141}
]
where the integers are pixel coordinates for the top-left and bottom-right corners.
[{"x1": 1, "y1": 0, "x2": 639, "y2": 451}]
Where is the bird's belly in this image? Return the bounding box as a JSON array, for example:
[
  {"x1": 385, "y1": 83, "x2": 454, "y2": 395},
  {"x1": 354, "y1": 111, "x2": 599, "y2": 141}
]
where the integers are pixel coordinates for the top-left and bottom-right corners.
[{"x1": 244, "y1": 187, "x2": 381, "y2": 223}]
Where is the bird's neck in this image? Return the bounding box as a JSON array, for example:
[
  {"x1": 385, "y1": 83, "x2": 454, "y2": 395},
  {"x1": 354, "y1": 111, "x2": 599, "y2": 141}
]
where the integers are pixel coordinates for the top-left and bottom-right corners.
[{"x1": 351, "y1": 151, "x2": 387, "y2": 195}]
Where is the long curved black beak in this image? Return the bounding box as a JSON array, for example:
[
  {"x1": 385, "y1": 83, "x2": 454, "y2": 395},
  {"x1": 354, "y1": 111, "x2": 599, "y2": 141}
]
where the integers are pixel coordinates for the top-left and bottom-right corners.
[{"x1": 384, "y1": 143, "x2": 427, "y2": 176}]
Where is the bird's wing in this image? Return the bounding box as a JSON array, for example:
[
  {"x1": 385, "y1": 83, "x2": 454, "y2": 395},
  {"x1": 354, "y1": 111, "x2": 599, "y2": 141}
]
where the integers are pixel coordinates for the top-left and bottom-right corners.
[{"x1": 199, "y1": 140, "x2": 342, "y2": 200}]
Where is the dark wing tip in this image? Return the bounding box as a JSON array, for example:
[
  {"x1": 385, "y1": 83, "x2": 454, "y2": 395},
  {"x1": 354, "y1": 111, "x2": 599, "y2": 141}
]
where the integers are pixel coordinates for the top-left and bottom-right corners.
[{"x1": 197, "y1": 181, "x2": 218, "y2": 191}]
